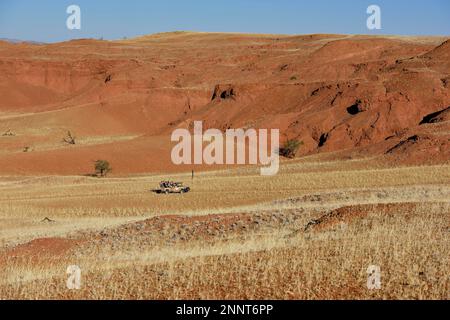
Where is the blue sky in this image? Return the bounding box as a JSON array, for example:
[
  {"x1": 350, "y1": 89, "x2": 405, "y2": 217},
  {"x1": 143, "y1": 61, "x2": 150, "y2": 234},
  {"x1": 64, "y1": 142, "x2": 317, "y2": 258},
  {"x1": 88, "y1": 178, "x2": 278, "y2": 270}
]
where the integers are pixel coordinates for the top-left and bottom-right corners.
[{"x1": 0, "y1": 0, "x2": 449, "y2": 42}]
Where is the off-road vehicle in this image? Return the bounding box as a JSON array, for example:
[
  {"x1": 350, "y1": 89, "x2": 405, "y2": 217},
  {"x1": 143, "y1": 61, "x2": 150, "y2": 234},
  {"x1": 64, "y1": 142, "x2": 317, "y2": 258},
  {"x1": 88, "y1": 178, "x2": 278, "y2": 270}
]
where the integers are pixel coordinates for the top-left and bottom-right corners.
[{"x1": 158, "y1": 181, "x2": 190, "y2": 194}]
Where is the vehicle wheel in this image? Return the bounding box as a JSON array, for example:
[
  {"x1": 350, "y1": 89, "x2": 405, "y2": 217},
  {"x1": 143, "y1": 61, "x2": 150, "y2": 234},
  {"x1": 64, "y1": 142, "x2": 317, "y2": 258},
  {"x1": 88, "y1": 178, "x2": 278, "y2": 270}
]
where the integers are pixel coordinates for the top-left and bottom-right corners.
[
  {"x1": 180, "y1": 190, "x2": 184, "y2": 194},
  {"x1": 165, "y1": 190, "x2": 169, "y2": 194}
]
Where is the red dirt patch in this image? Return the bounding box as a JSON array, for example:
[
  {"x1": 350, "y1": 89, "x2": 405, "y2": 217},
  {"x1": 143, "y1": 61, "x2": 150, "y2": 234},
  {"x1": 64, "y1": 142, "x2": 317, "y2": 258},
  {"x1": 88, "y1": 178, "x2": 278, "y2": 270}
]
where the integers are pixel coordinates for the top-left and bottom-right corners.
[{"x1": 2, "y1": 237, "x2": 82, "y2": 265}]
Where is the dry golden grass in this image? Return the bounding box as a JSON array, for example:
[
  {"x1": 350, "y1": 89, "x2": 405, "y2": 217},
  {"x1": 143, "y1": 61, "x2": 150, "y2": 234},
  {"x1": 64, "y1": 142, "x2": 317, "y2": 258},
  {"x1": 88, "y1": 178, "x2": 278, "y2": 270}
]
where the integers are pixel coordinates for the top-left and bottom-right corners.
[{"x1": 0, "y1": 157, "x2": 449, "y2": 299}]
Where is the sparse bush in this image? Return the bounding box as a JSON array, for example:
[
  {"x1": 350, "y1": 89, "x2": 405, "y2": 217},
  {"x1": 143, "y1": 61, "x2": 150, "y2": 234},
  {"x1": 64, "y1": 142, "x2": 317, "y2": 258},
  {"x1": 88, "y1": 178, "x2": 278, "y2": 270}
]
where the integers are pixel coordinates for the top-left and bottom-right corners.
[
  {"x1": 279, "y1": 139, "x2": 303, "y2": 158},
  {"x1": 94, "y1": 160, "x2": 112, "y2": 177}
]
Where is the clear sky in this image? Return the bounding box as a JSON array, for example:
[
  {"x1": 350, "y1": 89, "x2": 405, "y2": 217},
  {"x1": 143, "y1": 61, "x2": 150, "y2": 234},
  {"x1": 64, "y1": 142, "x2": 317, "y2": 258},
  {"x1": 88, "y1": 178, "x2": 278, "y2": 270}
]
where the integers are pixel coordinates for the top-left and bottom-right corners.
[{"x1": 0, "y1": 0, "x2": 449, "y2": 43}]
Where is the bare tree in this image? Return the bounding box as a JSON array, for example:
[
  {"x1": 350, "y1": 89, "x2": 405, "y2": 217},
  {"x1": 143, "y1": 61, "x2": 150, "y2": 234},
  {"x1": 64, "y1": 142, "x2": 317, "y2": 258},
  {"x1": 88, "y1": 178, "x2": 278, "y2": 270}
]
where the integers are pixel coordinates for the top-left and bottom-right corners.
[
  {"x1": 2, "y1": 129, "x2": 15, "y2": 136},
  {"x1": 63, "y1": 131, "x2": 76, "y2": 145}
]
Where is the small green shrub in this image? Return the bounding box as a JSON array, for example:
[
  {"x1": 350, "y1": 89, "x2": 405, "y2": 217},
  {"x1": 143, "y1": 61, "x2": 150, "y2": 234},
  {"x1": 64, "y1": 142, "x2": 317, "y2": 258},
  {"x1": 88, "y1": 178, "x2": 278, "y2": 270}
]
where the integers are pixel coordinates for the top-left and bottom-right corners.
[
  {"x1": 279, "y1": 139, "x2": 303, "y2": 158},
  {"x1": 94, "y1": 160, "x2": 112, "y2": 177}
]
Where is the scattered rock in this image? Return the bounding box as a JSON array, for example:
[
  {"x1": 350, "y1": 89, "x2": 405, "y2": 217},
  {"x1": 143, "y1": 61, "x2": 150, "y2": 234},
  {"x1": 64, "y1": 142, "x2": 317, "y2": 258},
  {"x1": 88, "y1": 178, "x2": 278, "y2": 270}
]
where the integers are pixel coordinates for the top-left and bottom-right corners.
[
  {"x1": 211, "y1": 84, "x2": 236, "y2": 101},
  {"x1": 419, "y1": 106, "x2": 450, "y2": 125},
  {"x1": 318, "y1": 133, "x2": 329, "y2": 148},
  {"x1": 386, "y1": 135, "x2": 422, "y2": 154},
  {"x1": 347, "y1": 100, "x2": 365, "y2": 115}
]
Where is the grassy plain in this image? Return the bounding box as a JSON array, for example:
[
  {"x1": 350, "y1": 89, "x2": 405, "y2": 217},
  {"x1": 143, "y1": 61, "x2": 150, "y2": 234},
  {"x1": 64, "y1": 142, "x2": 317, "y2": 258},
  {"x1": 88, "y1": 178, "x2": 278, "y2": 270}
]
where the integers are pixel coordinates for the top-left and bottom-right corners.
[{"x1": 0, "y1": 156, "x2": 449, "y2": 299}]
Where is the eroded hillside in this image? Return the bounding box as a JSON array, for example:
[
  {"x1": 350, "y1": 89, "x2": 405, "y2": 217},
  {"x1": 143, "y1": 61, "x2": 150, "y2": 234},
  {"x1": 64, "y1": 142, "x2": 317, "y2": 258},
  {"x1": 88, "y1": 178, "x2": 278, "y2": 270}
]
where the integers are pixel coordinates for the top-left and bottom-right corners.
[{"x1": 0, "y1": 32, "x2": 449, "y2": 174}]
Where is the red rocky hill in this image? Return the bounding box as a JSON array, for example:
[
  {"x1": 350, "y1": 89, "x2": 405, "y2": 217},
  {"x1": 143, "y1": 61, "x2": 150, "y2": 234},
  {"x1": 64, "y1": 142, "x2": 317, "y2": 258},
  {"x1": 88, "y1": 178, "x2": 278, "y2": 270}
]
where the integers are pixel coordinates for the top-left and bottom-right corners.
[{"x1": 0, "y1": 32, "x2": 449, "y2": 175}]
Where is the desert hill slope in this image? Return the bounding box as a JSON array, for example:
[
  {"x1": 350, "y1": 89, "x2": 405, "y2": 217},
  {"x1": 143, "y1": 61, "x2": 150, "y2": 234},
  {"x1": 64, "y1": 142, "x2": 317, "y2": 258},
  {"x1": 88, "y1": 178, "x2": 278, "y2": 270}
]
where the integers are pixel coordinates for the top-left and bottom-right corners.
[{"x1": 0, "y1": 32, "x2": 449, "y2": 175}]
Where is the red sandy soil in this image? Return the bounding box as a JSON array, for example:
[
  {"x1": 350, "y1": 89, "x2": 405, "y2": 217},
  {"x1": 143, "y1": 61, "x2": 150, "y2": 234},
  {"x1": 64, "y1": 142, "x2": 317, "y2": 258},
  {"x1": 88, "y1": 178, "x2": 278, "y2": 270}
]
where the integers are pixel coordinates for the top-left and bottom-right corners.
[
  {"x1": 0, "y1": 32, "x2": 449, "y2": 175},
  {"x1": 1, "y1": 237, "x2": 82, "y2": 266}
]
